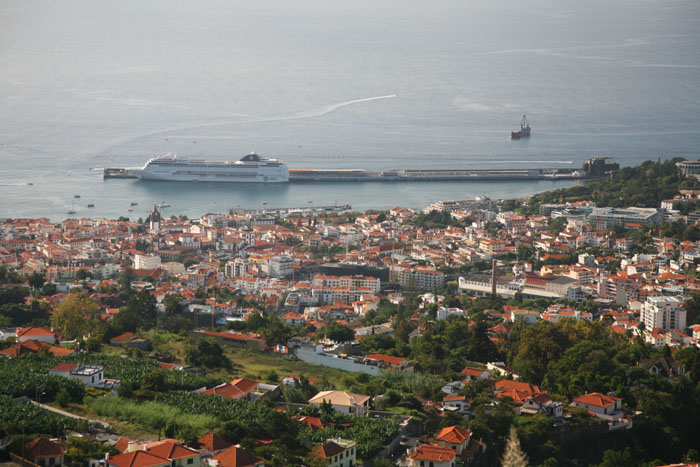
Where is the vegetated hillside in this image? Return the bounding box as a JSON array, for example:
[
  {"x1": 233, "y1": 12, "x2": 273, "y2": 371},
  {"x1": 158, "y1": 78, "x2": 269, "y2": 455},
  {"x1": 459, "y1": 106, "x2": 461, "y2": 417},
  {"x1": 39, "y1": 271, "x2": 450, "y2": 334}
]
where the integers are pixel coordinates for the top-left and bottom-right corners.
[{"x1": 528, "y1": 158, "x2": 694, "y2": 212}]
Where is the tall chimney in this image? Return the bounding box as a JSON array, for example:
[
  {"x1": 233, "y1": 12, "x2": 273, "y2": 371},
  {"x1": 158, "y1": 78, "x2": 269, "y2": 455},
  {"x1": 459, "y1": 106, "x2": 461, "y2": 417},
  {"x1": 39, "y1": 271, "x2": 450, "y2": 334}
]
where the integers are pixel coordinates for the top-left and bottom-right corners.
[{"x1": 491, "y1": 258, "x2": 497, "y2": 297}]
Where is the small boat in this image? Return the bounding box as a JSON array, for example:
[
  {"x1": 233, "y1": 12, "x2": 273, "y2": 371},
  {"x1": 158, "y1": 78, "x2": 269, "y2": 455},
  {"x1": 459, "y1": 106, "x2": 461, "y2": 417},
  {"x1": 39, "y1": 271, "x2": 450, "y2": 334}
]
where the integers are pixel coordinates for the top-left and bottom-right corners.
[
  {"x1": 27, "y1": 182, "x2": 33, "y2": 186},
  {"x1": 511, "y1": 115, "x2": 531, "y2": 139},
  {"x1": 130, "y1": 202, "x2": 138, "y2": 206},
  {"x1": 158, "y1": 203, "x2": 170, "y2": 208},
  {"x1": 67, "y1": 201, "x2": 76, "y2": 215},
  {"x1": 74, "y1": 194, "x2": 81, "y2": 198},
  {"x1": 87, "y1": 203, "x2": 95, "y2": 208},
  {"x1": 127, "y1": 208, "x2": 133, "y2": 212}
]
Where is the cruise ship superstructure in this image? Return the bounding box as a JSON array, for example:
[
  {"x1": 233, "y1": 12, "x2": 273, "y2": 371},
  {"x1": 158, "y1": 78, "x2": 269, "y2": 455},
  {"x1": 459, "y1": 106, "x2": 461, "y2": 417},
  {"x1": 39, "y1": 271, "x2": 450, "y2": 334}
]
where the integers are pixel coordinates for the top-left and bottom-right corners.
[{"x1": 130, "y1": 153, "x2": 289, "y2": 183}]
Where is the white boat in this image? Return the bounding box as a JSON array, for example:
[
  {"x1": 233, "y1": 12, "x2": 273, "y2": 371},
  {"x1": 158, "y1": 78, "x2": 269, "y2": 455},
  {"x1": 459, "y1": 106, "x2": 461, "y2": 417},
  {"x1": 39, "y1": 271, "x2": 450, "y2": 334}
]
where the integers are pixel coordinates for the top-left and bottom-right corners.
[{"x1": 130, "y1": 152, "x2": 289, "y2": 183}]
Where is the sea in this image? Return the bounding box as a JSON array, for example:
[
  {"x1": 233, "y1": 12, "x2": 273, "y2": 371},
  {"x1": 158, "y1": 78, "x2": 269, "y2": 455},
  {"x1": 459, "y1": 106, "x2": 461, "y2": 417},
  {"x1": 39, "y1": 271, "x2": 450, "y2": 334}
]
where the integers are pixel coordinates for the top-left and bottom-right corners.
[{"x1": 1, "y1": 0, "x2": 699, "y2": 221}]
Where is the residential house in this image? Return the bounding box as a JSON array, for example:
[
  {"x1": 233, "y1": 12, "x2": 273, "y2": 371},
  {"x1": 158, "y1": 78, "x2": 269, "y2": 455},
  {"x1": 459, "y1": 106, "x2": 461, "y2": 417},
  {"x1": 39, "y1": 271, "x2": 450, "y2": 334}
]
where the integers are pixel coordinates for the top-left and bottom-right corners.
[
  {"x1": 198, "y1": 433, "x2": 232, "y2": 457},
  {"x1": 26, "y1": 438, "x2": 64, "y2": 467},
  {"x1": 460, "y1": 367, "x2": 489, "y2": 382},
  {"x1": 442, "y1": 395, "x2": 471, "y2": 417},
  {"x1": 310, "y1": 439, "x2": 357, "y2": 467},
  {"x1": 107, "y1": 451, "x2": 171, "y2": 467},
  {"x1": 308, "y1": 391, "x2": 371, "y2": 416},
  {"x1": 363, "y1": 353, "x2": 413, "y2": 372},
  {"x1": 146, "y1": 441, "x2": 200, "y2": 467},
  {"x1": 210, "y1": 446, "x2": 264, "y2": 467},
  {"x1": 570, "y1": 392, "x2": 631, "y2": 430},
  {"x1": 435, "y1": 426, "x2": 471, "y2": 455},
  {"x1": 407, "y1": 445, "x2": 457, "y2": 467},
  {"x1": 49, "y1": 363, "x2": 106, "y2": 387},
  {"x1": 16, "y1": 326, "x2": 58, "y2": 344},
  {"x1": 0, "y1": 340, "x2": 74, "y2": 358}
]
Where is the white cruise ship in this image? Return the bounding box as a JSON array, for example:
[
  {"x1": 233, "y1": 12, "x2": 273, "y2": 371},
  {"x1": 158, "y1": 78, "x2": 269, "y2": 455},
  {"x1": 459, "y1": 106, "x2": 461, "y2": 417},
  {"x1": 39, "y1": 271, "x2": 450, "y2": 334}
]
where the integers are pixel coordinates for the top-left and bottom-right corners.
[{"x1": 131, "y1": 153, "x2": 289, "y2": 183}]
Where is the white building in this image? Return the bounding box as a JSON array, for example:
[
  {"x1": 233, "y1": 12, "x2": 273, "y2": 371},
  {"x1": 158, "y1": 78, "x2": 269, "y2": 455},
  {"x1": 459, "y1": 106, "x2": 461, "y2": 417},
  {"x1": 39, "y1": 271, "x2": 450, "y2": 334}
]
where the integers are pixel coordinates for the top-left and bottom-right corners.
[
  {"x1": 641, "y1": 296, "x2": 686, "y2": 331},
  {"x1": 225, "y1": 258, "x2": 249, "y2": 278},
  {"x1": 268, "y1": 255, "x2": 293, "y2": 278},
  {"x1": 50, "y1": 363, "x2": 105, "y2": 387},
  {"x1": 134, "y1": 254, "x2": 161, "y2": 270}
]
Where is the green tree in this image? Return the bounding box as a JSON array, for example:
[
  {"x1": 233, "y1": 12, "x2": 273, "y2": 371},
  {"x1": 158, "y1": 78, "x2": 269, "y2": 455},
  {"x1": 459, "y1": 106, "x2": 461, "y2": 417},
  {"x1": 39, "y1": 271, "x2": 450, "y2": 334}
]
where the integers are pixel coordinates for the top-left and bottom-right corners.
[
  {"x1": 27, "y1": 271, "x2": 46, "y2": 290},
  {"x1": 323, "y1": 321, "x2": 355, "y2": 343},
  {"x1": 50, "y1": 292, "x2": 100, "y2": 340},
  {"x1": 185, "y1": 338, "x2": 231, "y2": 369},
  {"x1": 56, "y1": 388, "x2": 71, "y2": 408}
]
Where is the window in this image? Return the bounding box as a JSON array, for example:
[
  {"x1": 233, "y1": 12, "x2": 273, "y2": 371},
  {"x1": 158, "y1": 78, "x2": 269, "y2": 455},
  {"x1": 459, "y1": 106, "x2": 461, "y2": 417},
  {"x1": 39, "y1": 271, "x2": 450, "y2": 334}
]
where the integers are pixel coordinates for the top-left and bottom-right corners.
[
  {"x1": 430, "y1": 463, "x2": 434, "y2": 467},
  {"x1": 49, "y1": 458, "x2": 55, "y2": 465},
  {"x1": 420, "y1": 462, "x2": 425, "y2": 467},
  {"x1": 187, "y1": 459, "x2": 193, "y2": 465}
]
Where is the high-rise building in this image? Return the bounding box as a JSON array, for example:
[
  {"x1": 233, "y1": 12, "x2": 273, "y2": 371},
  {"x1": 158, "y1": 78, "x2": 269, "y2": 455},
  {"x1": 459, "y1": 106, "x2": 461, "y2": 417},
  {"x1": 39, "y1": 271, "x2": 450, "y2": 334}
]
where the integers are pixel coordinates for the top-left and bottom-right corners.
[{"x1": 641, "y1": 296, "x2": 686, "y2": 331}]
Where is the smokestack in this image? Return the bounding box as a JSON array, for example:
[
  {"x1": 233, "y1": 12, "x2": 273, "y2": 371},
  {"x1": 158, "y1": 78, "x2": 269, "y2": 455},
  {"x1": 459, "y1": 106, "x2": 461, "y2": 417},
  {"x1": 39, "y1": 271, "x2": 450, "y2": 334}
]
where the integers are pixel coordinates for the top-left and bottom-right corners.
[{"x1": 491, "y1": 259, "x2": 497, "y2": 297}]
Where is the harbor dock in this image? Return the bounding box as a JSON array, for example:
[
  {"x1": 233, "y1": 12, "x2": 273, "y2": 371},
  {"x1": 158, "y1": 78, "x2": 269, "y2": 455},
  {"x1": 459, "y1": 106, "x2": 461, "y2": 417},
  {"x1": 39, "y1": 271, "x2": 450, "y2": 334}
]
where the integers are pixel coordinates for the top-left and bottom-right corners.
[{"x1": 103, "y1": 157, "x2": 617, "y2": 183}]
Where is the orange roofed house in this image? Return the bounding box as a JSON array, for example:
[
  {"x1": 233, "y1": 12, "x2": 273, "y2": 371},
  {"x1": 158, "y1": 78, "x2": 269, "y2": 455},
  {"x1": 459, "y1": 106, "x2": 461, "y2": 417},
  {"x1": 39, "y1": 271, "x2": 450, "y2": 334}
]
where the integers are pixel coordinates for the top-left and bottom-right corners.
[
  {"x1": 26, "y1": 437, "x2": 64, "y2": 467},
  {"x1": 204, "y1": 378, "x2": 279, "y2": 401},
  {"x1": 211, "y1": 445, "x2": 264, "y2": 467},
  {"x1": 107, "y1": 450, "x2": 171, "y2": 467},
  {"x1": 108, "y1": 441, "x2": 200, "y2": 467},
  {"x1": 570, "y1": 392, "x2": 633, "y2": 430},
  {"x1": 145, "y1": 441, "x2": 200, "y2": 467},
  {"x1": 435, "y1": 425, "x2": 486, "y2": 462},
  {"x1": 16, "y1": 326, "x2": 58, "y2": 344},
  {"x1": 407, "y1": 445, "x2": 457, "y2": 467}
]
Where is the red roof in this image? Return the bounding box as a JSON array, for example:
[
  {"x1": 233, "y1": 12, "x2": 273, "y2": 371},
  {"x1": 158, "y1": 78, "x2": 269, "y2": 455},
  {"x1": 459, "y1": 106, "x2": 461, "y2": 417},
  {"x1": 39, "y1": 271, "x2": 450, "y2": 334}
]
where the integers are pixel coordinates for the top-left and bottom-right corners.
[
  {"x1": 114, "y1": 437, "x2": 133, "y2": 453},
  {"x1": 572, "y1": 392, "x2": 620, "y2": 408},
  {"x1": 408, "y1": 444, "x2": 457, "y2": 462},
  {"x1": 365, "y1": 353, "x2": 405, "y2": 366},
  {"x1": 461, "y1": 367, "x2": 487, "y2": 377},
  {"x1": 436, "y1": 425, "x2": 472, "y2": 444},
  {"x1": 17, "y1": 326, "x2": 56, "y2": 338},
  {"x1": 211, "y1": 446, "x2": 264, "y2": 467},
  {"x1": 198, "y1": 433, "x2": 232, "y2": 452},
  {"x1": 443, "y1": 395, "x2": 466, "y2": 402},
  {"x1": 0, "y1": 340, "x2": 74, "y2": 358},
  {"x1": 26, "y1": 438, "x2": 63, "y2": 458},
  {"x1": 494, "y1": 380, "x2": 542, "y2": 395},
  {"x1": 146, "y1": 441, "x2": 198, "y2": 460},
  {"x1": 51, "y1": 363, "x2": 79, "y2": 372},
  {"x1": 107, "y1": 451, "x2": 170, "y2": 467},
  {"x1": 204, "y1": 378, "x2": 259, "y2": 399},
  {"x1": 111, "y1": 332, "x2": 134, "y2": 342},
  {"x1": 291, "y1": 415, "x2": 324, "y2": 430}
]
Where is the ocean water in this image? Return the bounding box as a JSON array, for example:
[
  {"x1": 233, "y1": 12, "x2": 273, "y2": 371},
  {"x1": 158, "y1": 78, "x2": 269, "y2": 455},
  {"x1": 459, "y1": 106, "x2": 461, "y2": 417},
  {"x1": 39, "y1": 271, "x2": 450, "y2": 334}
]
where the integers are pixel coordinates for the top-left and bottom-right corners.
[{"x1": 1, "y1": 0, "x2": 699, "y2": 220}]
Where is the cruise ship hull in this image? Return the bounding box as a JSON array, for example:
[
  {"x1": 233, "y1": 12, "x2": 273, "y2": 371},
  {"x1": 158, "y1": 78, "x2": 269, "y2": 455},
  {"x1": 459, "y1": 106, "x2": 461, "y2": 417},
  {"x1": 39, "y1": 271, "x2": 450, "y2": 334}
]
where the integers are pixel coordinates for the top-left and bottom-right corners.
[
  {"x1": 132, "y1": 170, "x2": 288, "y2": 183},
  {"x1": 128, "y1": 153, "x2": 290, "y2": 183}
]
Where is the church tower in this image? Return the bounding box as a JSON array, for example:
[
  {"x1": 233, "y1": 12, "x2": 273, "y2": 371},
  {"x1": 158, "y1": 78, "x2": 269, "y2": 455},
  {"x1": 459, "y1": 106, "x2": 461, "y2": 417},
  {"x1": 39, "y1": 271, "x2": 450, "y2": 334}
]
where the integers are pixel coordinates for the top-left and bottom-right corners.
[{"x1": 149, "y1": 204, "x2": 161, "y2": 233}]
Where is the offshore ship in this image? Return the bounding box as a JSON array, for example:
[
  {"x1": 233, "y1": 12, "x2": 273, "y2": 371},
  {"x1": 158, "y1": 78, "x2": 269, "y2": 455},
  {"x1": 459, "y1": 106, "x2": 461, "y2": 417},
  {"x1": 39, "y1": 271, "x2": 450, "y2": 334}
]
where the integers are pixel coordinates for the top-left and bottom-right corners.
[
  {"x1": 511, "y1": 115, "x2": 531, "y2": 139},
  {"x1": 129, "y1": 153, "x2": 289, "y2": 183}
]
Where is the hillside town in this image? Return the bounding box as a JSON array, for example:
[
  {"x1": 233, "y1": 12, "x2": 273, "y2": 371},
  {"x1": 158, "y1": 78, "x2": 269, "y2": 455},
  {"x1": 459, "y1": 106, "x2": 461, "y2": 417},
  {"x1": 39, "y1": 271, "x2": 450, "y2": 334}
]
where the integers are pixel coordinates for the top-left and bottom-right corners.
[{"x1": 2, "y1": 160, "x2": 700, "y2": 466}]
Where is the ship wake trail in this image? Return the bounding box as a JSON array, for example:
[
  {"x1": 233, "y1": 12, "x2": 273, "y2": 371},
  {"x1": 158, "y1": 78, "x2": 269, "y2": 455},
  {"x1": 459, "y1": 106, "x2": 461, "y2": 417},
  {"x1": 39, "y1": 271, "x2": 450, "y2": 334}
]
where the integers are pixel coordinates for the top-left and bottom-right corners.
[
  {"x1": 282, "y1": 95, "x2": 398, "y2": 120},
  {"x1": 89, "y1": 95, "x2": 398, "y2": 158}
]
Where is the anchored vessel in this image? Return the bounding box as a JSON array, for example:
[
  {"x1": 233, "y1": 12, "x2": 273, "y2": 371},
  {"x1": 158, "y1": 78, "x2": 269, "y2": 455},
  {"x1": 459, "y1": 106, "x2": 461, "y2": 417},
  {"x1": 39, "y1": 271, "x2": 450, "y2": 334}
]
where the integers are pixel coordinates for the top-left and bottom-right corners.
[
  {"x1": 130, "y1": 153, "x2": 289, "y2": 183},
  {"x1": 511, "y1": 115, "x2": 531, "y2": 139}
]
